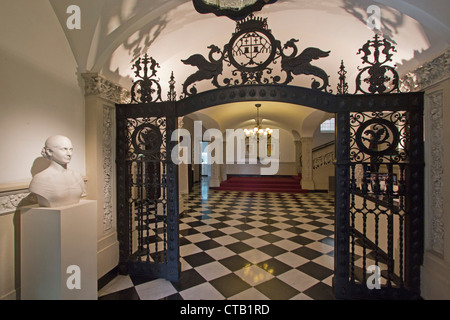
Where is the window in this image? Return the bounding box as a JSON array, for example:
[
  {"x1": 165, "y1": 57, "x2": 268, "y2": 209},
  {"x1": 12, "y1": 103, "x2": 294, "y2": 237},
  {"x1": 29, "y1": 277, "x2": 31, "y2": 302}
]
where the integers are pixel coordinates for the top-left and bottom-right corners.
[{"x1": 320, "y1": 118, "x2": 335, "y2": 133}]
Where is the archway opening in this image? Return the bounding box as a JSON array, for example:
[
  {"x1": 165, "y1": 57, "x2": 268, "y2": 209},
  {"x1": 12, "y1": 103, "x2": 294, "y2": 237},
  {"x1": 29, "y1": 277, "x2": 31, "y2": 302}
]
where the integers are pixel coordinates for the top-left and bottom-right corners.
[{"x1": 174, "y1": 98, "x2": 337, "y2": 300}]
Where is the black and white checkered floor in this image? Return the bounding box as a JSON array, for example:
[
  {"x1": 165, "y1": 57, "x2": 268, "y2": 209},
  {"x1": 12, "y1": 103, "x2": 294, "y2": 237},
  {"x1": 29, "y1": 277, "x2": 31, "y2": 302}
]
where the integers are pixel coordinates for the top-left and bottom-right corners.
[{"x1": 99, "y1": 181, "x2": 336, "y2": 300}]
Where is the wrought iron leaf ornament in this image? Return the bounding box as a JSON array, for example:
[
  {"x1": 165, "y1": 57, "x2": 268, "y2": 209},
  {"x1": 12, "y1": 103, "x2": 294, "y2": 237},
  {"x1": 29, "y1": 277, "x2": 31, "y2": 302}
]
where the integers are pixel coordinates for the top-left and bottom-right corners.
[
  {"x1": 355, "y1": 34, "x2": 400, "y2": 94},
  {"x1": 131, "y1": 54, "x2": 163, "y2": 103},
  {"x1": 181, "y1": 15, "x2": 331, "y2": 97},
  {"x1": 193, "y1": 0, "x2": 278, "y2": 21}
]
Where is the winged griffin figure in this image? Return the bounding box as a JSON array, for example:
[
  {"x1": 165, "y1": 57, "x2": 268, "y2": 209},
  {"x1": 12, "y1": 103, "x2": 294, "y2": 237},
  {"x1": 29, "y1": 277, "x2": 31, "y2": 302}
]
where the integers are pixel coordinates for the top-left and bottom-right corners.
[
  {"x1": 181, "y1": 45, "x2": 224, "y2": 97},
  {"x1": 281, "y1": 39, "x2": 331, "y2": 91}
]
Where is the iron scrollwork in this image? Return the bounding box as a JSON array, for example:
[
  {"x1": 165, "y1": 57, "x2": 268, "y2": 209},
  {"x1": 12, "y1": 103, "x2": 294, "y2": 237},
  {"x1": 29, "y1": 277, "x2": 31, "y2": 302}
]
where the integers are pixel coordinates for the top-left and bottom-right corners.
[
  {"x1": 131, "y1": 123, "x2": 163, "y2": 157},
  {"x1": 355, "y1": 34, "x2": 400, "y2": 94},
  {"x1": 350, "y1": 111, "x2": 408, "y2": 163},
  {"x1": 127, "y1": 117, "x2": 167, "y2": 161},
  {"x1": 181, "y1": 15, "x2": 331, "y2": 97},
  {"x1": 356, "y1": 119, "x2": 399, "y2": 155},
  {"x1": 118, "y1": 23, "x2": 425, "y2": 298}
]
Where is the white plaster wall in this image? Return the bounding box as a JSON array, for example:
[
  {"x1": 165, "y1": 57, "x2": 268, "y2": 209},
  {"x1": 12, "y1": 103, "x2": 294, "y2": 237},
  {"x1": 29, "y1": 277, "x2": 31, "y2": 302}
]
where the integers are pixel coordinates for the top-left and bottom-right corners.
[
  {"x1": 225, "y1": 127, "x2": 296, "y2": 176},
  {"x1": 0, "y1": 1, "x2": 85, "y2": 299},
  {"x1": 312, "y1": 126, "x2": 335, "y2": 149},
  {"x1": 0, "y1": 211, "x2": 18, "y2": 300},
  {"x1": 0, "y1": 0, "x2": 85, "y2": 184}
]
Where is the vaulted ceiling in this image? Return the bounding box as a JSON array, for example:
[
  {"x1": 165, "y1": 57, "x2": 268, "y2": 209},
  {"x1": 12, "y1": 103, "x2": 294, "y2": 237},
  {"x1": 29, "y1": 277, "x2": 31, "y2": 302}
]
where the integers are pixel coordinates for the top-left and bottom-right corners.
[{"x1": 49, "y1": 0, "x2": 450, "y2": 136}]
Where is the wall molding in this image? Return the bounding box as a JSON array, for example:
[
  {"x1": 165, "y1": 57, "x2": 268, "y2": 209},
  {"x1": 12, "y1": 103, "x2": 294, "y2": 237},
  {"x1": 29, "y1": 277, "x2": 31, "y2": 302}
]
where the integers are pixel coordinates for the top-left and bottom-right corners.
[
  {"x1": 0, "y1": 191, "x2": 36, "y2": 215},
  {"x1": 102, "y1": 105, "x2": 114, "y2": 232},
  {"x1": 0, "y1": 178, "x2": 87, "y2": 215},
  {"x1": 426, "y1": 90, "x2": 444, "y2": 255},
  {"x1": 82, "y1": 73, "x2": 128, "y2": 233},
  {"x1": 399, "y1": 49, "x2": 449, "y2": 258}
]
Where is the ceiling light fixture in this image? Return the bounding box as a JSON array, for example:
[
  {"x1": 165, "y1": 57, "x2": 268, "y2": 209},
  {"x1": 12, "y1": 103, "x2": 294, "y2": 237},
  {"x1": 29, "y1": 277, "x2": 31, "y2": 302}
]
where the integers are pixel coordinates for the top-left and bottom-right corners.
[
  {"x1": 244, "y1": 104, "x2": 273, "y2": 138},
  {"x1": 193, "y1": 0, "x2": 278, "y2": 20}
]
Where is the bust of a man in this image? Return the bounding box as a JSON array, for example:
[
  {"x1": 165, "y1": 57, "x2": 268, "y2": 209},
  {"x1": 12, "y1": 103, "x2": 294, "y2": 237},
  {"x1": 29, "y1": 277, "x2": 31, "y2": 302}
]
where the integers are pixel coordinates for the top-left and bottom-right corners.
[{"x1": 29, "y1": 135, "x2": 85, "y2": 208}]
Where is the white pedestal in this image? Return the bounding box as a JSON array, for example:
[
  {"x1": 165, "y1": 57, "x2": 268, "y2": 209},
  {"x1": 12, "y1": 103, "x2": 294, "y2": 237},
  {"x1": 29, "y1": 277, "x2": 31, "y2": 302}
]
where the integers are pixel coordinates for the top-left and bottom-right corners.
[{"x1": 21, "y1": 200, "x2": 98, "y2": 300}]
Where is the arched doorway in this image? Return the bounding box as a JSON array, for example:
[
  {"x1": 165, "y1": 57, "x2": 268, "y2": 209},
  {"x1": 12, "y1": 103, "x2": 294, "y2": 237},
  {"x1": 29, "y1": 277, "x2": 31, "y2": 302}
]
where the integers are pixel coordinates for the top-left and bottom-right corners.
[
  {"x1": 116, "y1": 83, "x2": 424, "y2": 300},
  {"x1": 115, "y1": 15, "x2": 424, "y2": 300}
]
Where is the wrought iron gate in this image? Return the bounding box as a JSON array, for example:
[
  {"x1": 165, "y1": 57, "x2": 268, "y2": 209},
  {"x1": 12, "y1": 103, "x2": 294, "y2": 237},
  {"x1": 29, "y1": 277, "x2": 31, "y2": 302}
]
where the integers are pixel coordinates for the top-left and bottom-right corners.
[
  {"x1": 116, "y1": 100, "x2": 180, "y2": 281},
  {"x1": 333, "y1": 34, "x2": 424, "y2": 299},
  {"x1": 115, "y1": 15, "x2": 424, "y2": 299},
  {"x1": 334, "y1": 93, "x2": 424, "y2": 299}
]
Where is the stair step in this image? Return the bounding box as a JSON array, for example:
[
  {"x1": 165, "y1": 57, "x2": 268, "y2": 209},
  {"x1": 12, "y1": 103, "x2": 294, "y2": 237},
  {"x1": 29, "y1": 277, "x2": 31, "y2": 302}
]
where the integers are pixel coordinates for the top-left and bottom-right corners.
[
  {"x1": 214, "y1": 175, "x2": 307, "y2": 193},
  {"x1": 215, "y1": 186, "x2": 307, "y2": 193}
]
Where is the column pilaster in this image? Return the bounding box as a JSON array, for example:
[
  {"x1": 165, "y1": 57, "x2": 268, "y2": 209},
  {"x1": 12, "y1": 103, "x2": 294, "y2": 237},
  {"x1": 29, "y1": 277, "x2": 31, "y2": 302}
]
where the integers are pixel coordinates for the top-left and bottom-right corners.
[
  {"x1": 82, "y1": 73, "x2": 130, "y2": 279},
  {"x1": 300, "y1": 137, "x2": 314, "y2": 190}
]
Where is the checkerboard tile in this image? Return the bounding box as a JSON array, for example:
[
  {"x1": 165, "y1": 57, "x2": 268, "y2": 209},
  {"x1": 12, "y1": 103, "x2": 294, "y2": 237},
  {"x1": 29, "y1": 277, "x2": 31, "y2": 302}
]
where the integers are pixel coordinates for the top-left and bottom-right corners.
[{"x1": 99, "y1": 181, "x2": 337, "y2": 300}]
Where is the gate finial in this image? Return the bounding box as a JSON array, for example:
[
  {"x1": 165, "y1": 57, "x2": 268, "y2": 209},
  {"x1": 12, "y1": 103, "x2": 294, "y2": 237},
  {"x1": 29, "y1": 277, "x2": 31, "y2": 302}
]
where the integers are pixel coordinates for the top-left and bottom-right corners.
[
  {"x1": 337, "y1": 60, "x2": 349, "y2": 95},
  {"x1": 167, "y1": 71, "x2": 177, "y2": 102},
  {"x1": 355, "y1": 34, "x2": 400, "y2": 94},
  {"x1": 131, "y1": 54, "x2": 163, "y2": 103}
]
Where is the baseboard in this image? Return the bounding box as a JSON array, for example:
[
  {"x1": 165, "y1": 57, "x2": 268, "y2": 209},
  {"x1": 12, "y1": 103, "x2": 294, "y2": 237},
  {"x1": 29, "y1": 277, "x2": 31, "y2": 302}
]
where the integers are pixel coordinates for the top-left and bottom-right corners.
[
  {"x1": 97, "y1": 232, "x2": 119, "y2": 281},
  {"x1": 0, "y1": 289, "x2": 17, "y2": 300},
  {"x1": 226, "y1": 174, "x2": 298, "y2": 178},
  {"x1": 98, "y1": 266, "x2": 119, "y2": 291},
  {"x1": 421, "y1": 251, "x2": 450, "y2": 299}
]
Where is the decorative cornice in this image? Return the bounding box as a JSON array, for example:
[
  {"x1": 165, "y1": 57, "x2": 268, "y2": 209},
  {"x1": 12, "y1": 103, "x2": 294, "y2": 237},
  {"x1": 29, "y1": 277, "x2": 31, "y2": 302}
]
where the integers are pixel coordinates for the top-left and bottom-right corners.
[
  {"x1": 400, "y1": 49, "x2": 450, "y2": 92},
  {"x1": 0, "y1": 192, "x2": 37, "y2": 215},
  {"x1": 0, "y1": 179, "x2": 88, "y2": 215},
  {"x1": 82, "y1": 73, "x2": 131, "y2": 104}
]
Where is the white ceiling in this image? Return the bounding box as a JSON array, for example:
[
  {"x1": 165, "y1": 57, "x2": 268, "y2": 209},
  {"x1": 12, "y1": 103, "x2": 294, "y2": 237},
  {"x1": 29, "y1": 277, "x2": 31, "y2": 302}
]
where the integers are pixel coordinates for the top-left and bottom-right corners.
[
  {"x1": 49, "y1": 0, "x2": 450, "y2": 136},
  {"x1": 188, "y1": 101, "x2": 331, "y2": 135}
]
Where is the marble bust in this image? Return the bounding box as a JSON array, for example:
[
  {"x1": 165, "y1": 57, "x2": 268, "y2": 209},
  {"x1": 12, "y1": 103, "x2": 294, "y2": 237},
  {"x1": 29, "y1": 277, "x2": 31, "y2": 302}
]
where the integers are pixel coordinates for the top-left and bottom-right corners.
[{"x1": 29, "y1": 135, "x2": 85, "y2": 208}]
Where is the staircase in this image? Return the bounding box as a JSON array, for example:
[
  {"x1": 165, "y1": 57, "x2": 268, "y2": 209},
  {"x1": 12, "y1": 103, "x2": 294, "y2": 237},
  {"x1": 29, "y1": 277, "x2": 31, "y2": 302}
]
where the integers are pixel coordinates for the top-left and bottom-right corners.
[{"x1": 214, "y1": 174, "x2": 308, "y2": 193}]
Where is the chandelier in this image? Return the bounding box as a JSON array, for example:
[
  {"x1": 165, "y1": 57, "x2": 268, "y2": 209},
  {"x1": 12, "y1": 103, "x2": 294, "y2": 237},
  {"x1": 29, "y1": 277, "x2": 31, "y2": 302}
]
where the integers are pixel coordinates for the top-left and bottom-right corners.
[
  {"x1": 204, "y1": 0, "x2": 259, "y2": 10},
  {"x1": 193, "y1": 0, "x2": 278, "y2": 20},
  {"x1": 244, "y1": 104, "x2": 273, "y2": 138}
]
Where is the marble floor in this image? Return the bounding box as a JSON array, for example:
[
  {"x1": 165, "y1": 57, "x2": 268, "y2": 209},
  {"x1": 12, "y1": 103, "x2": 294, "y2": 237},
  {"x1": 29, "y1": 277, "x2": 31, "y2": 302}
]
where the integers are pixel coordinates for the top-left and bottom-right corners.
[{"x1": 98, "y1": 180, "x2": 336, "y2": 300}]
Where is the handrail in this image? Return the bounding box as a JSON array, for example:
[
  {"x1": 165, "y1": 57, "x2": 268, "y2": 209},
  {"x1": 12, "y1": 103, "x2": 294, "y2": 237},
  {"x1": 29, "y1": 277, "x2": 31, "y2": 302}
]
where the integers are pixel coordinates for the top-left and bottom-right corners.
[{"x1": 312, "y1": 140, "x2": 335, "y2": 153}]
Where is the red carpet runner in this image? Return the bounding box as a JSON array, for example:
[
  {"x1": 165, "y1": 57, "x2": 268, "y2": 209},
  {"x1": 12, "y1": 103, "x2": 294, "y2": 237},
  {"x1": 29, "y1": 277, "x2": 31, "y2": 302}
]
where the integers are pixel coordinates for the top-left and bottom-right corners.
[{"x1": 214, "y1": 174, "x2": 308, "y2": 193}]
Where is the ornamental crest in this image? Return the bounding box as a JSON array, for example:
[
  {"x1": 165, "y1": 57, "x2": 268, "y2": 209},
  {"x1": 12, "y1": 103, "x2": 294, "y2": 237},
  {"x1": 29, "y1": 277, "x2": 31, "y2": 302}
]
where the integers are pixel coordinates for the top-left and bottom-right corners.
[{"x1": 180, "y1": 15, "x2": 331, "y2": 97}]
